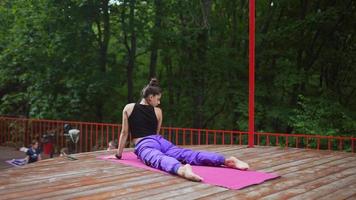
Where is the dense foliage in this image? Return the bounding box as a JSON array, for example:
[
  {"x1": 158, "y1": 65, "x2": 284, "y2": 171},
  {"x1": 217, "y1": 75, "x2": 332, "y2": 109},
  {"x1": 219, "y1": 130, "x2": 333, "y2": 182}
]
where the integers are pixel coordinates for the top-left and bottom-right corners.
[{"x1": 0, "y1": 0, "x2": 355, "y2": 137}]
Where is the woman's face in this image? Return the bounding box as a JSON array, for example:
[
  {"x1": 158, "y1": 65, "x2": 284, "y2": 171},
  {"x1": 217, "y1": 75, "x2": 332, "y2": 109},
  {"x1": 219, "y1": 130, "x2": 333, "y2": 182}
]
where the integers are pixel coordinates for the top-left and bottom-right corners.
[
  {"x1": 147, "y1": 94, "x2": 161, "y2": 107},
  {"x1": 33, "y1": 142, "x2": 39, "y2": 149}
]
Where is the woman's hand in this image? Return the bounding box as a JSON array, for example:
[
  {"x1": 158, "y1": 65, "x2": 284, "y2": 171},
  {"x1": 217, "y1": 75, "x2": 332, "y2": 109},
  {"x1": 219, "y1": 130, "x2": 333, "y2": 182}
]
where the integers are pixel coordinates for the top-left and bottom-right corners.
[{"x1": 115, "y1": 154, "x2": 122, "y2": 159}]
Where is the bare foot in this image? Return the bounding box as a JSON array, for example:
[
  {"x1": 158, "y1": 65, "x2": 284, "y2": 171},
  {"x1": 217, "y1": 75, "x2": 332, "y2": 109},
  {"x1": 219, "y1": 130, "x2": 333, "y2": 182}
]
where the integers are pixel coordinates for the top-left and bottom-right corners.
[
  {"x1": 177, "y1": 164, "x2": 203, "y2": 182},
  {"x1": 225, "y1": 156, "x2": 250, "y2": 170}
]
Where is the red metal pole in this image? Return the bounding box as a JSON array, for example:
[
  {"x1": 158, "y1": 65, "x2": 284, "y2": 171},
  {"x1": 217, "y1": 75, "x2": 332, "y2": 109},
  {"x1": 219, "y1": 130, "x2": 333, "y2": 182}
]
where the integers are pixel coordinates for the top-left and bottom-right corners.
[
  {"x1": 90, "y1": 124, "x2": 93, "y2": 151},
  {"x1": 222, "y1": 131, "x2": 225, "y2": 145},
  {"x1": 175, "y1": 129, "x2": 178, "y2": 145},
  {"x1": 0, "y1": 119, "x2": 2, "y2": 144},
  {"x1": 80, "y1": 123, "x2": 83, "y2": 153},
  {"x1": 206, "y1": 131, "x2": 209, "y2": 145},
  {"x1": 214, "y1": 131, "x2": 217, "y2": 145},
  {"x1": 95, "y1": 124, "x2": 98, "y2": 148},
  {"x1": 106, "y1": 126, "x2": 109, "y2": 149},
  {"x1": 239, "y1": 132, "x2": 242, "y2": 145},
  {"x1": 169, "y1": 128, "x2": 172, "y2": 142},
  {"x1": 198, "y1": 130, "x2": 201, "y2": 145},
  {"x1": 230, "y1": 131, "x2": 234, "y2": 145},
  {"x1": 111, "y1": 125, "x2": 114, "y2": 144},
  {"x1": 248, "y1": 0, "x2": 255, "y2": 148},
  {"x1": 1, "y1": 119, "x2": 3, "y2": 144}
]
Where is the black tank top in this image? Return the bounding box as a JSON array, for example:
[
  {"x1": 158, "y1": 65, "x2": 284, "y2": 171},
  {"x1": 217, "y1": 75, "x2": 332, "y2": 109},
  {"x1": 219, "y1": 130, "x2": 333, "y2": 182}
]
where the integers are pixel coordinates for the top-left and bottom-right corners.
[{"x1": 128, "y1": 103, "x2": 158, "y2": 138}]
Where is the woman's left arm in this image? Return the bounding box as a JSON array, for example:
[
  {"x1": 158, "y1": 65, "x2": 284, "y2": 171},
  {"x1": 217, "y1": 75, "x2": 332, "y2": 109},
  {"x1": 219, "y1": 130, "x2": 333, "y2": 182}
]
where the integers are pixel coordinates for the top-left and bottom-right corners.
[{"x1": 155, "y1": 107, "x2": 162, "y2": 133}]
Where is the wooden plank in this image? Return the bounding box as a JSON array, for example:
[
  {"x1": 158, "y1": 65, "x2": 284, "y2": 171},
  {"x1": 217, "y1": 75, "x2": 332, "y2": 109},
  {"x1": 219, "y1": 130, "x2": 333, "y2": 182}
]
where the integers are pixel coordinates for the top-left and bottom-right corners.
[
  {"x1": 16, "y1": 172, "x2": 162, "y2": 200},
  {"x1": 113, "y1": 181, "x2": 199, "y2": 200},
  {"x1": 346, "y1": 194, "x2": 356, "y2": 200},
  {"x1": 320, "y1": 183, "x2": 356, "y2": 200},
  {"x1": 257, "y1": 148, "x2": 352, "y2": 172},
  {"x1": 182, "y1": 145, "x2": 246, "y2": 153},
  {"x1": 0, "y1": 160, "x2": 123, "y2": 186},
  {"x1": 250, "y1": 150, "x2": 320, "y2": 170},
  {"x1": 196, "y1": 190, "x2": 239, "y2": 200},
  {"x1": 52, "y1": 175, "x2": 178, "y2": 200},
  {"x1": 266, "y1": 154, "x2": 353, "y2": 175},
  {"x1": 222, "y1": 156, "x2": 356, "y2": 199},
  {"x1": 2, "y1": 170, "x2": 153, "y2": 199},
  {"x1": 138, "y1": 184, "x2": 212, "y2": 200},
  {"x1": 0, "y1": 155, "x2": 102, "y2": 178},
  {"x1": 245, "y1": 165, "x2": 355, "y2": 199},
  {"x1": 246, "y1": 148, "x2": 305, "y2": 162},
  {"x1": 257, "y1": 153, "x2": 351, "y2": 172},
  {"x1": 169, "y1": 186, "x2": 227, "y2": 200},
  {"x1": 287, "y1": 175, "x2": 356, "y2": 200},
  {"x1": 0, "y1": 166, "x2": 140, "y2": 195},
  {"x1": 209, "y1": 146, "x2": 247, "y2": 153},
  {"x1": 220, "y1": 146, "x2": 279, "y2": 158},
  {"x1": 181, "y1": 145, "x2": 234, "y2": 151},
  {"x1": 72, "y1": 177, "x2": 192, "y2": 200}
]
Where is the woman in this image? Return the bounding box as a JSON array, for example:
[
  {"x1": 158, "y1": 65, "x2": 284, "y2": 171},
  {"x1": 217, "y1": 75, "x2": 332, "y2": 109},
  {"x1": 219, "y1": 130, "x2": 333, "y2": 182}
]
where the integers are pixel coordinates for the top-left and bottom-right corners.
[{"x1": 116, "y1": 78, "x2": 249, "y2": 181}]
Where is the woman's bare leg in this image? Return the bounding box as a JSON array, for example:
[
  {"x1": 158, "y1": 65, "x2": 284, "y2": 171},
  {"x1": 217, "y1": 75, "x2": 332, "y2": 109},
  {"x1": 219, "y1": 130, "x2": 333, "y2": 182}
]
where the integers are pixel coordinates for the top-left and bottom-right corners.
[
  {"x1": 224, "y1": 157, "x2": 249, "y2": 170},
  {"x1": 177, "y1": 164, "x2": 203, "y2": 182}
]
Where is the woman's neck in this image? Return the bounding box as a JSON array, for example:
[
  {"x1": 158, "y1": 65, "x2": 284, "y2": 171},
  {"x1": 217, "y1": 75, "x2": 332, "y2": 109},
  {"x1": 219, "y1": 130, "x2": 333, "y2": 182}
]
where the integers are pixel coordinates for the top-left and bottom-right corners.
[{"x1": 140, "y1": 99, "x2": 150, "y2": 105}]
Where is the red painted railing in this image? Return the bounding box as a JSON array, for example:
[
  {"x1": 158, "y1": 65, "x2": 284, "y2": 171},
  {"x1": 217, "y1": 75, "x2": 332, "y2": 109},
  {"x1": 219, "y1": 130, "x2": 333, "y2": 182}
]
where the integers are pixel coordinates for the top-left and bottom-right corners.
[{"x1": 0, "y1": 116, "x2": 355, "y2": 153}]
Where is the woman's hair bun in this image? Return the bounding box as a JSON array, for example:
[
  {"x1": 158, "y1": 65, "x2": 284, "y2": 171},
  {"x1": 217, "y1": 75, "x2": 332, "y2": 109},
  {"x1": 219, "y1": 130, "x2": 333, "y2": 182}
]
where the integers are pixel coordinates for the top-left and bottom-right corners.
[
  {"x1": 149, "y1": 78, "x2": 159, "y2": 87},
  {"x1": 141, "y1": 77, "x2": 162, "y2": 98}
]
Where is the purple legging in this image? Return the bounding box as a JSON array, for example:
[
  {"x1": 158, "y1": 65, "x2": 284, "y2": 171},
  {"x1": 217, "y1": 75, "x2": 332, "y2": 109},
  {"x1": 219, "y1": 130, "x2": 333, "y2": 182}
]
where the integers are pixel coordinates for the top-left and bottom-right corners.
[{"x1": 134, "y1": 135, "x2": 225, "y2": 174}]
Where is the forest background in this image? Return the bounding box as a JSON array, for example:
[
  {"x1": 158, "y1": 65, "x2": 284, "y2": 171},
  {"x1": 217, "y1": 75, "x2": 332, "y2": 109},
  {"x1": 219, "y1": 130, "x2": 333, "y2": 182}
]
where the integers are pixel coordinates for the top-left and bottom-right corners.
[{"x1": 0, "y1": 0, "x2": 355, "y2": 137}]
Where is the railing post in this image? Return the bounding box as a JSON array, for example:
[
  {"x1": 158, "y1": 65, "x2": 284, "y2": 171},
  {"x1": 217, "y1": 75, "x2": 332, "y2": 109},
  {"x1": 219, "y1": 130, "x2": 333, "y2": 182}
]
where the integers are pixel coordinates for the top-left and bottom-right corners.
[
  {"x1": 248, "y1": 0, "x2": 256, "y2": 148},
  {"x1": 230, "y1": 131, "x2": 234, "y2": 145},
  {"x1": 198, "y1": 130, "x2": 201, "y2": 145},
  {"x1": 80, "y1": 123, "x2": 83, "y2": 153},
  {"x1": 0, "y1": 118, "x2": 2, "y2": 144},
  {"x1": 222, "y1": 131, "x2": 225, "y2": 145},
  {"x1": 175, "y1": 128, "x2": 178, "y2": 145},
  {"x1": 214, "y1": 131, "x2": 217, "y2": 145},
  {"x1": 206, "y1": 130, "x2": 209, "y2": 145}
]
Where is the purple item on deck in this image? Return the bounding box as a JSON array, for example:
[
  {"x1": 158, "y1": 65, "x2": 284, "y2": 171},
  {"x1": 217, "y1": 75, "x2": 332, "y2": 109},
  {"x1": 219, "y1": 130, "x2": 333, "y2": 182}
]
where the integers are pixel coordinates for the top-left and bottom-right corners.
[{"x1": 6, "y1": 159, "x2": 26, "y2": 167}]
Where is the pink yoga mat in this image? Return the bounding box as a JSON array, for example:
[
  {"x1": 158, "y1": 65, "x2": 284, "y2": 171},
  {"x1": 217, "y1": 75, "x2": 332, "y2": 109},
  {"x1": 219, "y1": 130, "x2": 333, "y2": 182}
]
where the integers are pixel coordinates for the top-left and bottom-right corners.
[{"x1": 98, "y1": 152, "x2": 280, "y2": 190}]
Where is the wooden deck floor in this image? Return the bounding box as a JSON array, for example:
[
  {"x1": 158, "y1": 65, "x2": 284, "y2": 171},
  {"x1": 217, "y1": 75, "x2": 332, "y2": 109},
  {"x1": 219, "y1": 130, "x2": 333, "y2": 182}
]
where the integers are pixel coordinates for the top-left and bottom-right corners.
[{"x1": 0, "y1": 145, "x2": 355, "y2": 200}]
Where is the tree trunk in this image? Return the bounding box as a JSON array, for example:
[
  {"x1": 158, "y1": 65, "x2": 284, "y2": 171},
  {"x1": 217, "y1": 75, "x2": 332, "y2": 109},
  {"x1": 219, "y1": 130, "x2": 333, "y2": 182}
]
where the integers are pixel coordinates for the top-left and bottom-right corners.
[
  {"x1": 149, "y1": 0, "x2": 163, "y2": 79},
  {"x1": 123, "y1": 0, "x2": 136, "y2": 103},
  {"x1": 100, "y1": 0, "x2": 110, "y2": 73},
  {"x1": 95, "y1": 0, "x2": 110, "y2": 121},
  {"x1": 192, "y1": 0, "x2": 212, "y2": 128},
  {"x1": 291, "y1": 0, "x2": 308, "y2": 105}
]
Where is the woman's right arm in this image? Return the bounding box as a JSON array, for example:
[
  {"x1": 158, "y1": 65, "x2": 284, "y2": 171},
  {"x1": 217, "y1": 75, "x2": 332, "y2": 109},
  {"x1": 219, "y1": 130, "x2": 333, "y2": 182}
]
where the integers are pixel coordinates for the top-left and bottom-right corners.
[{"x1": 116, "y1": 105, "x2": 130, "y2": 158}]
